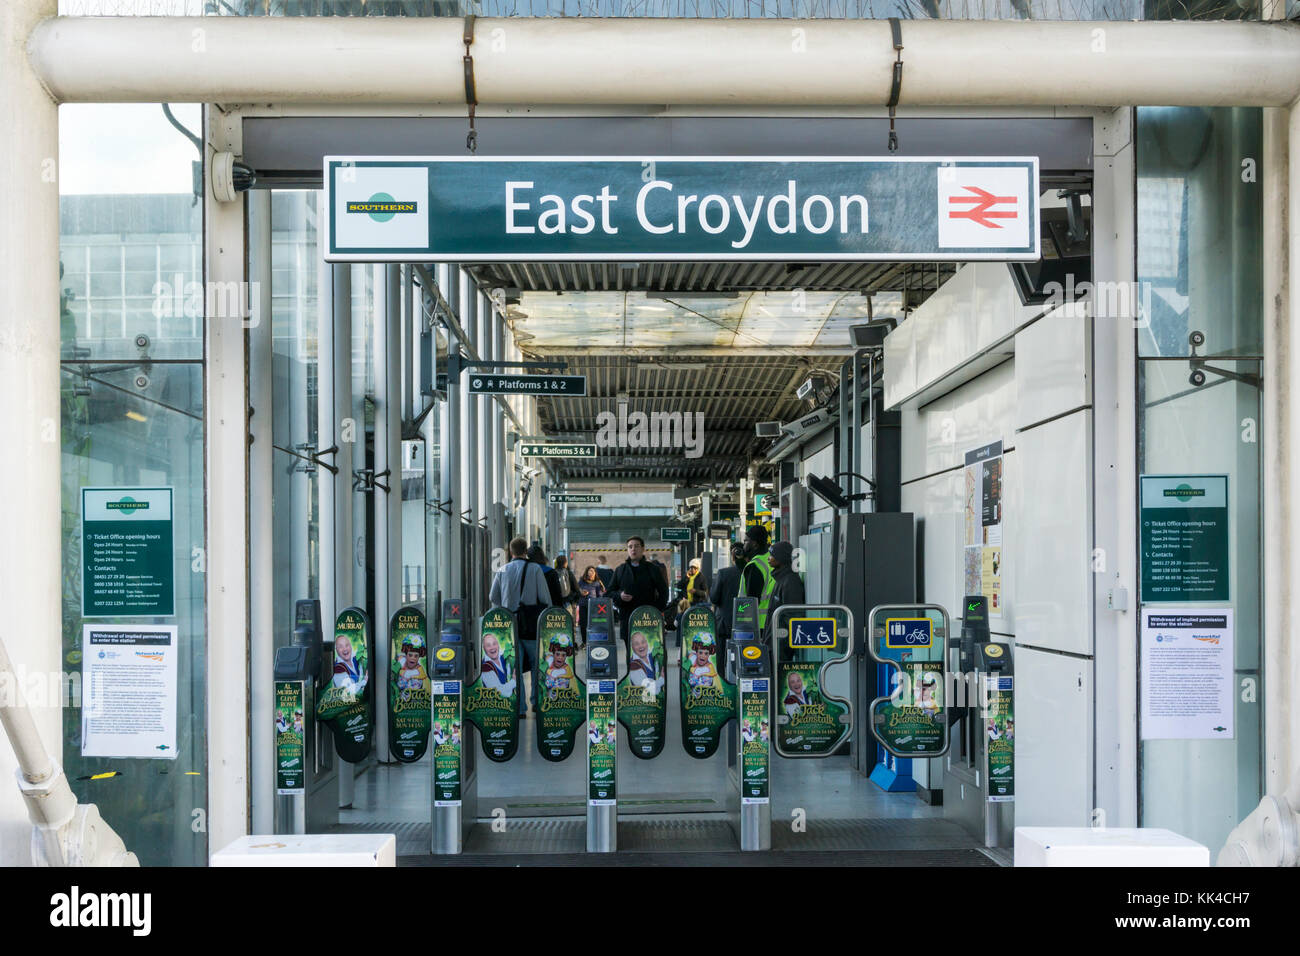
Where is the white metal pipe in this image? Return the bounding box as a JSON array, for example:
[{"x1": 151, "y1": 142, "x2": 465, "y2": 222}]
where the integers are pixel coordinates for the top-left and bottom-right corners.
[
  {"x1": 26, "y1": 17, "x2": 1300, "y2": 108},
  {"x1": 0, "y1": 0, "x2": 59, "y2": 866}
]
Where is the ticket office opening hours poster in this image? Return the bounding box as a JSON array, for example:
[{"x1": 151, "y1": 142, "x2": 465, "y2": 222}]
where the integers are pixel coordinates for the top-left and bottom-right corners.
[{"x1": 963, "y1": 440, "x2": 1003, "y2": 616}]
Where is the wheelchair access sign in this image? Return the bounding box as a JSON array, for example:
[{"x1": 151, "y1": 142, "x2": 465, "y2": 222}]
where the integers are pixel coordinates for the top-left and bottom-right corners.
[{"x1": 789, "y1": 617, "x2": 838, "y2": 650}]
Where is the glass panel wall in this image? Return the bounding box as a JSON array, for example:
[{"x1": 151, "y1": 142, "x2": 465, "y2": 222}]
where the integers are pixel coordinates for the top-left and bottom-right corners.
[
  {"x1": 270, "y1": 191, "x2": 322, "y2": 641},
  {"x1": 1135, "y1": 106, "x2": 1263, "y2": 854},
  {"x1": 58, "y1": 103, "x2": 207, "y2": 866}
]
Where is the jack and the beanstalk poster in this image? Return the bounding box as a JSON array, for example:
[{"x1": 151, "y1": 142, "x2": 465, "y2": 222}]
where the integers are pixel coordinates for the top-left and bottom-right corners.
[
  {"x1": 275, "y1": 680, "x2": 305, "y2": 794},
  {"x1": 465, "y1": 607, "x2": 521, "y2": 761},
  {"x1": 871, "y1": 660, "x2": 947, "y2": 756},
  {"x1": 617, "y1": 606, "x2": 668, "y2": 758},
  {"x1": 679, "y1": 606, "x2": 735, "y2": 758},
  {"x1": 587, "y1": 679, "x2": 617, "y2": 804},
  {"x1": 985, "y1": 674, "x2": 1015, "y2": 801},
  {"x1": 432, "y1": 679, "x2": 463, "y2": 805},
  {"x1": 740, "y1": 678, "x2": 770, "y2": 803},
  {"x1": 537, "y1": 606, "x2": 585, "y2": 761},
  {"x1": 317, "y1": 607, "x2": 373, "y2": 764},
  {"x1": 775, "y1": 662, "x2": 847, "y2": 755},
  {"x1": 389, "y1": 605, "x2": 431, "y2": 762}
]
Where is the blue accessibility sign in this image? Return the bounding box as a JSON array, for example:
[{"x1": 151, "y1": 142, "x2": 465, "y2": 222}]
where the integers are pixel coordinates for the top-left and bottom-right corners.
[
  {"x1": 885, "y1": 617, "x2": 933, "y2": 649},
  {"x1": 789, "y1": 617, "x2": 838, "y2": 649}
]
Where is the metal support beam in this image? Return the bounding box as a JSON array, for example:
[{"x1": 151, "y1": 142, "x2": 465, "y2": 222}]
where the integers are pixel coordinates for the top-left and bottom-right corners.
[{"x1": 26, "y1": 18, "x2": 1300, "y2": 108}]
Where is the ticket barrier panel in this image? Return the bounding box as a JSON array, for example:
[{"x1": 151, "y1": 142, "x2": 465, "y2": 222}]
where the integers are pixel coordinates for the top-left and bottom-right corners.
[
  {"x1": 941, "y1": 595, "x2": 1015, "y2": 847},
  {"x1": 431, "y1": 598, "x2": 477, "y2": 855},
  {"x1": 725, "y1": 597, "x2": 770, "y2": 850},
  {"x1": 771, "y1": 605, "x2": 855, "y2": 759},
  {"x1": 585, "y1": 598, "x2": 618, "y2": 852},
  {"x1": 865, "y1": 604, "x2": 951, "y2": 774},
  {"x1": 273, "y1": 599, "x2": 339, "y2": 834}
]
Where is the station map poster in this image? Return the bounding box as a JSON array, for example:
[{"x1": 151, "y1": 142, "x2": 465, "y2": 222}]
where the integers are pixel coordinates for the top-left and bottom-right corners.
[{"x1": 963, "y1": 442, "x2": 1003, "y2": 616}]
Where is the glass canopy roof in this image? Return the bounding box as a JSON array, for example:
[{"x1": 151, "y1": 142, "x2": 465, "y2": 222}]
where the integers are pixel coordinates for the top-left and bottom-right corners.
[{"x1": 508, "y1": 290, "x2": 904, "y2": 350}]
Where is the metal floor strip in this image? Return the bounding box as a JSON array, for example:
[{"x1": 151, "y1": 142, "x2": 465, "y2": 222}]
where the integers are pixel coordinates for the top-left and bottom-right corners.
[{"x1": 330, "y1": 815, "x2": 986, "y2": 859}]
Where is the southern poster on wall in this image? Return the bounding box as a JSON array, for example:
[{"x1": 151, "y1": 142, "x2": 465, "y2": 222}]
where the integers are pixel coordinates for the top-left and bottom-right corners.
[{"x1": 963, "y1": 441, "x2": 1003, "y2": 616}]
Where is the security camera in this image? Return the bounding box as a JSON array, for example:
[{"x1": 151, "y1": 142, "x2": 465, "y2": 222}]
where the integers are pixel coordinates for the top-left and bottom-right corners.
[{"x1": 781, "y1": 407, "x2": 832, "y2": 440}]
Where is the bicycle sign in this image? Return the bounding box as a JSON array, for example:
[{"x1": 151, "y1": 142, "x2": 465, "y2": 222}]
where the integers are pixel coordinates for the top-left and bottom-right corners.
[
  {"x1": 884, "y1": 617, "x2": 933, "y2": 650},
  {"x1": 789, "y1": 617, "x2": 838, "y2": 650}
]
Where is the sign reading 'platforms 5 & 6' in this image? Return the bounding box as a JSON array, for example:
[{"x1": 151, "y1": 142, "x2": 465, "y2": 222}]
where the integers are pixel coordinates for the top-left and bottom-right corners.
[{"x1": 325, "y1": 157, "x2": 1040, "y2": 262}]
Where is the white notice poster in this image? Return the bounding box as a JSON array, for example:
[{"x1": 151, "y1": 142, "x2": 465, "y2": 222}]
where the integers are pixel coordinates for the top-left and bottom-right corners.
[
  {"x1": 81, "y1": 624, "x2": 179, "y2": 759},
  {"x1": 1140, "y1": 609, "x2": 1234, "y2": 740}
]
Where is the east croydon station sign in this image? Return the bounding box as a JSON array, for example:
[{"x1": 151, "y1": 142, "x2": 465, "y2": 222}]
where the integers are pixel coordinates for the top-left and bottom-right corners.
[{"x1": 324, "y1": 157, "x2": 1040, "y2": 262}]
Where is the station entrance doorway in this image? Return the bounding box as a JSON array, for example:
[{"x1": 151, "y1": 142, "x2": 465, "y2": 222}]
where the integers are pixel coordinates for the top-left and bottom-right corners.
[{"x1": 250, "y1": 112, "x2": 1102, "y2": 864}]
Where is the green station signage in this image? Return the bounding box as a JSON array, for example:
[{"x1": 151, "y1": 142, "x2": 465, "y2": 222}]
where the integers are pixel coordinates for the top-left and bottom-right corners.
[
  {"x1": 660, "y1": 527, "x2": 692, "y2": 542},
  {"x1": 81, "y1": 487, "x2": 174, "y2": 618},
  {"x1": 1140, "y1": 475, "x2": 1230, "y2": 602},
  {"x1": 325, "y1": 157, "x2": 1041, "y2": 262},
  {"x1": 519, "y1": 442, "x2": 597, "y2": 459}
]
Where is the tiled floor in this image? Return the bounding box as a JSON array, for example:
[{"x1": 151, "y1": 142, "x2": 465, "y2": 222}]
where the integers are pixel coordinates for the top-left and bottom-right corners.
[{"x1": 342, "y1": 643, "x2": 942, "y2": 828}]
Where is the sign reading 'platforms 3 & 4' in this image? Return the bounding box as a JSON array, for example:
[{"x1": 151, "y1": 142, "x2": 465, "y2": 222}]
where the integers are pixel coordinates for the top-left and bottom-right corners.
[{"x1": 325, "y1": 157, "x2": 1040, "y2": 262}]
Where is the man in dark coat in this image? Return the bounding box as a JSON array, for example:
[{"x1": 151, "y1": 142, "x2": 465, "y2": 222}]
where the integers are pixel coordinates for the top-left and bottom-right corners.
[{"x1": 609, "y1": 536, "x2": 668, "y2": 648}]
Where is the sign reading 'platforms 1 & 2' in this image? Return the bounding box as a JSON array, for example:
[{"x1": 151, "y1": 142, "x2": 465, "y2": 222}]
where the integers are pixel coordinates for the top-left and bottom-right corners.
[{"x1": 325, "y1": 157, "x2": 1040, "y2": 262}]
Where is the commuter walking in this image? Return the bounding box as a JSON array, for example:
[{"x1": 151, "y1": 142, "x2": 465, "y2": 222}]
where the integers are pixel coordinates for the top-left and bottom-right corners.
[
  {"x1": 610, "y1": 536, "x2": 668, "y2": 649},
  {"x1": 554, "y1": 554, "x2": 581, "y2": 616},
  {"x1": 576, "y1": 565, "x2": 605, "y2": 645},
  {"x1": 488, "y1": 537, "x2": 550, "y2": 717},
  {"x1": 595, "y1": 554, "x2": 615, "y2": 591}
]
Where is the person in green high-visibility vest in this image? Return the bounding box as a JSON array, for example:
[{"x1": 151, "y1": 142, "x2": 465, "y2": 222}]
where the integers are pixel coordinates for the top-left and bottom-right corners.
[{"x1": 740, "y1": 525, "x2": 776, "y2": 639}]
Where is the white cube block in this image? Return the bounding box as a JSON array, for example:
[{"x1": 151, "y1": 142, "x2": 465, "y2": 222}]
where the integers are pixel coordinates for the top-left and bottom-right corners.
[
  {"x1": 1015, "y1": 827, "x2": 1209, "y2": 867},
  {"x1": 212, "y1": 834, "x2": 396, "y2": 867}
]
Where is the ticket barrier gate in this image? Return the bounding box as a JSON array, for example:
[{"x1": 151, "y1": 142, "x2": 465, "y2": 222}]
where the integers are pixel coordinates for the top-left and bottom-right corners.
[
  {"x1": 942, "y1": 595, "x2": 1015, "y2": 848},
  {"x1": 585, "y1": 599, "x2": 618, "y2": 852},
  {"x1": 273, "y1": 599, "x2": 339, "y2": 834},
  {"x1": 724, "y1": 597, "x2": 771, "y2": 851},
  {"x1": 431, "y1": 598, "x2": 478, "y2": 855}
]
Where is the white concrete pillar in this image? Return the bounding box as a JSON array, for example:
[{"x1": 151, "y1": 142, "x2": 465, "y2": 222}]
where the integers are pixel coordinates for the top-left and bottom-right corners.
[
  {"x1": 0, "y1": 0, "x2": 59, "y2": 867},
  {"x1": 205, "y1": 107, "x2": 251, "y2": 855}
]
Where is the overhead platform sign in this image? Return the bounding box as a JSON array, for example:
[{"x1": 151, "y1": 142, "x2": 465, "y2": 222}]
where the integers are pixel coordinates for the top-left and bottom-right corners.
[
  {"x1": 324, "y1": 156, "x2": 1040, "y2": 262},
  {"x1": 519, "y1": 441, "x2": 597, "y2": 459},
  {"x1": 469, "y1": 373, "x2": 586, "y2": 396}
]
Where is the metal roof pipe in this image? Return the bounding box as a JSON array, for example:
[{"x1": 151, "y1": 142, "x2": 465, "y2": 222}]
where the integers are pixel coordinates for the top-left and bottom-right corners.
[{"x1": 26, "y1": 16, "x2": 1300, "y2": 108}]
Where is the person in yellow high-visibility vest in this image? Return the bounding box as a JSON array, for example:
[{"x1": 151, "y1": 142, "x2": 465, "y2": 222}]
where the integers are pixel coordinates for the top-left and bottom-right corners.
[{"x1": 740, "y1": 525, "x2": 777, "y2": 638}]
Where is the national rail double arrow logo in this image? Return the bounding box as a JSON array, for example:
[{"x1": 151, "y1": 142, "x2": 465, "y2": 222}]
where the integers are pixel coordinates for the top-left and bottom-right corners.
[{"x1": 947, "y1": 185, "x2": 1018, "y2": 228}]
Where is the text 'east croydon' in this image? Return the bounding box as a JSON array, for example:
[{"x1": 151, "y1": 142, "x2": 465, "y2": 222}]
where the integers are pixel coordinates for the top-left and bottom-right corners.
[{"x1": 502, "y1": 179, "x2": 869, "y2": 250}]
